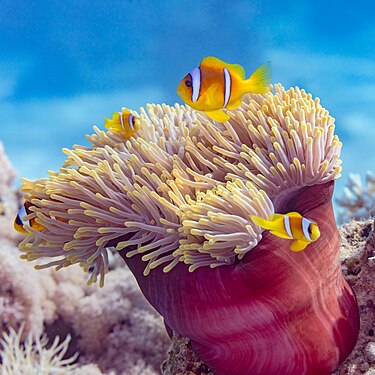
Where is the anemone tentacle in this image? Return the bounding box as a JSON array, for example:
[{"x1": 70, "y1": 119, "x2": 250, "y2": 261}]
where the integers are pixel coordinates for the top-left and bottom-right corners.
[
  {"x1": 19, "y1": 85, "x2": 342, "y2": 284},
  {"x1": 18, "y1": 84, "x2": 358, "y2": 374}
]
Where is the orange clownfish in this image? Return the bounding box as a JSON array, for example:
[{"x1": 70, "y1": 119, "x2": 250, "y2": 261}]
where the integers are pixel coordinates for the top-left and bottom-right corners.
[
  {"x1": 177, "y1": 56, "x2": 271, "y2": 123},
  {"x1": 104, "y1": 108, "x2": 140, "y2": 138},
  {"x1": 14, "y1": 201, "x2": 45, "y2": 235},
  {"x1": 251, "y1": 212, "x2": 320, "y2": 252}
]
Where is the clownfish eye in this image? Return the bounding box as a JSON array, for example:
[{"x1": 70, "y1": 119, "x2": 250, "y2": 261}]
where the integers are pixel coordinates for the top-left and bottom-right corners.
[
  {"x1": 132, "y1": 116, "x2": 136, "y2": 125},
  {"x1": 185, "y1": 80, "x2": 192, "y2": 88}
]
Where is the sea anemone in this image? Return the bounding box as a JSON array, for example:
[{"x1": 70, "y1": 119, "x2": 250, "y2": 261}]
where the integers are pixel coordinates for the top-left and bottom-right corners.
[{"x1": 18, "y1": 84, "x2": 359, "y2": 375}]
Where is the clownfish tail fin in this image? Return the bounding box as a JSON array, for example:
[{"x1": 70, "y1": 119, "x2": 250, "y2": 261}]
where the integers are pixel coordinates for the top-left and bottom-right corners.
[
  {"x1": 251, "y1": 215, "x2": 273, "y2": 230},
  {"x1": 104, "y1": 118, "x2": 111, "y2": 130},
  {"x1": 245, "y1": 62, "x2": 271, "y2": 94}
]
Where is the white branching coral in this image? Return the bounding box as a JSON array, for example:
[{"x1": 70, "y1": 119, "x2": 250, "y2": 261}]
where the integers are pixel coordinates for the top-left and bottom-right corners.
[
  {"x1": 0, "y1": 141, "x2": 20, "y2": 243},
  {"x1": 0, "y1": 325, "x2": 78, "y2": 374},
  {"x1": 0, "y1": 147, "x2": 56, "y2": 338},
  {"x1": 0, "y1": 144, "x2": 168, "y2": 374},
  {"x1": 18, "y1": 84, "x2": 342, "y2": 285},
  {"x1": 336, "y1": 171, "x2": 375, "y2": 223},
  {"x1": 53, "y1": 264, "x2": 170, "y2": 374}
]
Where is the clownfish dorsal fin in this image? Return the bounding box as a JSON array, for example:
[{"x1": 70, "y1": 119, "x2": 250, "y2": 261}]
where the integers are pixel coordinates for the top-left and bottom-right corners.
[
  {"x1": 201, "y1": 56, "x2": 227, "y2": 69},
  {"x1": 267, "y1": 213, "x2": 284, "y2": 222},
  {"x1": 229, "y1": 64, "x2": 245, "y2": 79},
  {"x1": 201, "y1": 56, "x2": 246, "y2": 79},
  {"x1": 121, "y1": 108, "x2": 131, "y2": 116},
  {"x1": 286, "y1": 212, "x2": 302, "y2": 218}
]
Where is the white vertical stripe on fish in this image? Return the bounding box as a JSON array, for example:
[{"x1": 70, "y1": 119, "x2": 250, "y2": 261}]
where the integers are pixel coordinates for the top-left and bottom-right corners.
[
  {"x1": 302, "y1": 218, "x2": 312, "y2": 241},
  {"x1": 283, "y1": 215, "x2": 293, "y2": 238},
  {"x1": 191, "y1": 67, "x2": 201, "y2": 102},
  {"x1": 119, "y1": 112, "x2": 124, "y2": 130},
  {"x1": 18, "y1": 205, "x2": 27, "y2": 222},
  {"x1": 223, "y1": 67, "x2": 231, "y2": 107},
  {"x1": 128, "y1": 113, "x2": 134, "y2": 130}
]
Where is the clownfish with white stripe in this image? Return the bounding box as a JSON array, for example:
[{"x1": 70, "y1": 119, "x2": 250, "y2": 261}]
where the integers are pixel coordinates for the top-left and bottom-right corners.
[
  {"x1": 104, "y1": 108, "x2": 140, "y2": 138},
  {"x1": 177, "y1": 56, "x2": 271, "y2": 123},
  {"x1": 14, "y1": 201, "x2": 45, "y2": 235},
  {"x1": 251, "y1": 212, "x2": 320, "y2": 252}
]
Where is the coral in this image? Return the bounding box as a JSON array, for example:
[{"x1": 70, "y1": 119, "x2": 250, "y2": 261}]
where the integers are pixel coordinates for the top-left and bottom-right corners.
[
  {"x1": 0, "y1": 238, "x2": 56, "y2": 338},
  {"x1": 0, "y1": 141, "x2": 21, "y2": 243},
  {"x1": 337, "y1": 172, "x2": 375, "y2": 223},
  {"x1": 0, "y1": 240, "x2": 169, "y2": 374},
  {"x1": 0, "y1": 325, "x2": 78, "y2": 374},
  {"x1": 0, "y1": 148, "x2": 56, "y2": 338},
  {"x1": 51, "y1": 262, "x2": 170, "y2": 374},
  {"x1": 17, "y1": 85, "x2": 358, "y2": 374},
  {"x1": 332, "y1": 220, "x2": 375, "y2": 375},
  {"x1": 161, "y1": 333, "x2": 214, "y2": 375},
  {"x1": 0, "y1": 141, "x2": 16, "y2": 194},
  {"x1": 0, "y1": 143, "x2": 55, "y2": 339}
]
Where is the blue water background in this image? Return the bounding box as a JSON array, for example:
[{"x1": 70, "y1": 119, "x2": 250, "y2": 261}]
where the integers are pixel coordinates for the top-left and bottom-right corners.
[{"x1": 0, "y1": 1, "x2": 374, "y2": 207}]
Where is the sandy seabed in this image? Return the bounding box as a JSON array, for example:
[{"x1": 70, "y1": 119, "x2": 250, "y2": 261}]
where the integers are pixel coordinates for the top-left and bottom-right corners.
[{"x1": 0, "y1": 142, "x2": 374, "y2": 375}]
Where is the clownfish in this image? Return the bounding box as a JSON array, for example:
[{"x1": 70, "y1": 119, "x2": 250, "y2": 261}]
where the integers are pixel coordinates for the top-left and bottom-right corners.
[
  {"x1": 251, "y1": 212, "x2": 320, "y2": 252},
  {"x1": 177, "y1": 56, "x2": 271, "y2": 123},
  {"x1": 14, "y1": 201, "x2": 45, "y2": 235},
  {"x1": 104, "y1": 108, "x2": 140, "y2": 138}
]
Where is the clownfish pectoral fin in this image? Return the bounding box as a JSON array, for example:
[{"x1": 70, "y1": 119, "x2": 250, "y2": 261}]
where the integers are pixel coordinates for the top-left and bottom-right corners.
[
  {"x1": 245, "y1": 62, "x2": 271, "y2": 94},
  {"x1": 267, "y1": 213, "x2": 285, "y2": 221},
  {"x1": 200, "y1": 84, "x2": 221, "y2": 106},
  {"x1": 290, "y1": 239, "x2": 310, "y2": 252},
  {"x1": 205, "y1": 109, "x2": 230, "y2": 123},
  {"x1": 104, "y1": 118, "x2": 112, "y2": 130}
]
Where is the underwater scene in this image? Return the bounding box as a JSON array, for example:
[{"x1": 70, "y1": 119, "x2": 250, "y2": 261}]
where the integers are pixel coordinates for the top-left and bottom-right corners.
[{"x1": 0, "y1": 1, "x2": 374, "y2": 374}]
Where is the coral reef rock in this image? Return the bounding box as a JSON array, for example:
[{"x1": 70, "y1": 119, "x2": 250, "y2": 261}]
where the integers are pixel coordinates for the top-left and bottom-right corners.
[{"x1": 337, "y1": 172, "x2": 375, "y2": 224}]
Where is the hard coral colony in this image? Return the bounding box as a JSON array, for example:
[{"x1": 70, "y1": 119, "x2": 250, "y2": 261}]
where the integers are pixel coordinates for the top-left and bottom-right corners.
[{"x1": 17, "y1": 84, "x2": 359, "y2": 375}]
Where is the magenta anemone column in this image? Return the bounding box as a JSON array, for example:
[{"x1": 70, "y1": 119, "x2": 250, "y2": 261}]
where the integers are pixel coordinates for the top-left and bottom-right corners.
[{"x1": 122, "y1": 182, "x2": 359, "y2": 375}]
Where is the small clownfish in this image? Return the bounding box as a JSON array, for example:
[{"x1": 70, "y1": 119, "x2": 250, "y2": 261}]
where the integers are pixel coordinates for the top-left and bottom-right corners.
[
  {"x1": 251, "y1": 212, "x2": 320, "y2": 252},
  {"x1": 14, "y1": 201, "x2": 45, "y2": 235},
  {"x1": 177, "y1": 56, "x2": 271, "y2": 123},
  {"x1": 104, "y1": 108, "x2": 140, "y2": 138}
]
